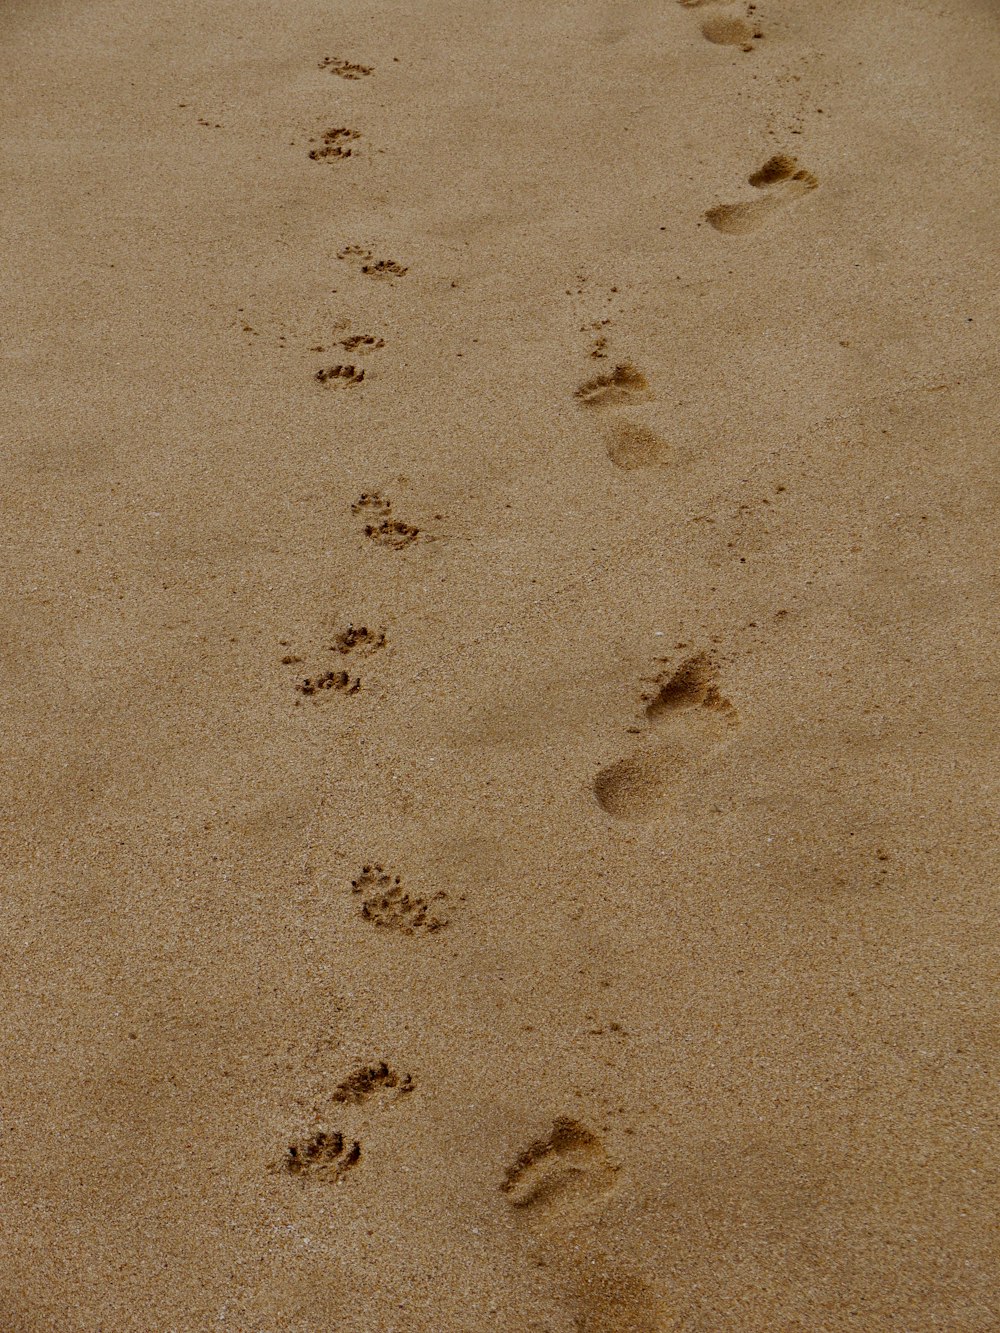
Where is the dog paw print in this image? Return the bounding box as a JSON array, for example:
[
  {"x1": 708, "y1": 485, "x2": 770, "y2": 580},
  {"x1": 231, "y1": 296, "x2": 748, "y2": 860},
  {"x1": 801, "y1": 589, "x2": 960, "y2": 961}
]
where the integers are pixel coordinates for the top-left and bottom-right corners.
[
  {"x1": 340, "y1": 334, "x2": 385, "y2": 353},
  {"x1": 319, "y1": 56, "x2": 373, "y2": 79},
  {"x1": 330, "y1": 1060, "x2": 414, "y2": 1106},
  {"x1": 338, "y1": 246, "x2": 408, "y2": 279},
  {"x1": 282, "y1": 623, "x2": 392, "y2": 703},
  {"x1": 331, "y1": 624, "x2": 386, "y2": 655},
  {"x1": 281, "y1": 1128, "x2": 361, "y2": 1182},
  {"x1": 351, "y1": 493, "x2": 422, "y2": 549},
  {"x1": 350, "y1": 863, "x2": 451, "y2": 935},
  {"x1": 309, "y1": 127, "x2": 360, "y2": 161},
  {"x1": 315, "y1": 363, "x2": 364, "y2": 386}
]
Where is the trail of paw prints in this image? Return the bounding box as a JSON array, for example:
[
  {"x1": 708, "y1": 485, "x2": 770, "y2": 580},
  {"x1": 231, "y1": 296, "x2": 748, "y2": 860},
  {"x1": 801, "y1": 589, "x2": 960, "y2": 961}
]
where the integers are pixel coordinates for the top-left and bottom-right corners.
[
  {"x1": 593, "y1": 652, "x2": 738, "y2": 821},
  {"x1": 338, "y1": 246, "x2": 408, "y2": 279},
  {"x1": 705, "y1": 154, "x2": 818, "y2": 235},
  {"x1": 277, "y1": 1059, "x2": 414, "y2": 1185},
  {"x1": 678, "y1": 0, "x2": 763, "y2": 51},
  {"x1": 501, "y1": 1118, "x2": 618, "y2": 1218},
  {"x1": 352, "y1": 492, "x2": 438, "y2": 549},
  {"x1": 319, "y1": 56, "x2": 373, "y2": 79},
  {"x1": 278, "y1": 623, "x2": 386, "y2": 703},
  {"x1": 349, "y1": 863, "x2": 456, "y2": 935},
  {"x1": 308, "y1": 127, "x2": 360, "y2": 161}
]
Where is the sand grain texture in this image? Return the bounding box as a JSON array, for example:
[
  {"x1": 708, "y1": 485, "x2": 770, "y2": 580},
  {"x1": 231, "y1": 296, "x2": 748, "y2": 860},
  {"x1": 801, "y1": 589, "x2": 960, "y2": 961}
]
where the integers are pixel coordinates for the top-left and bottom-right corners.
[{"x1": 1, "y1": 0, "x2": 998, "y2": 1328}]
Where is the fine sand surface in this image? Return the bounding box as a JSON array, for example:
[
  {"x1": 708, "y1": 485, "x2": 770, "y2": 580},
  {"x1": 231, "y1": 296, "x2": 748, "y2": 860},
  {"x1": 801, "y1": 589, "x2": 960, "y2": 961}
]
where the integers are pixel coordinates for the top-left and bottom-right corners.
[{"x1": 1, "y1": 0, "x2": 998, "y2": 1328}]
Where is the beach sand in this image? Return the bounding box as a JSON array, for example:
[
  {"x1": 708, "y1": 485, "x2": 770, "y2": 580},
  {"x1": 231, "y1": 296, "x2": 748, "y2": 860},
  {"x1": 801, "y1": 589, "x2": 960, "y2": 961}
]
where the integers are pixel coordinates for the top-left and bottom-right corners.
[{"x1": 1, "y1": 0, "x2": 997, "y2": 1328}]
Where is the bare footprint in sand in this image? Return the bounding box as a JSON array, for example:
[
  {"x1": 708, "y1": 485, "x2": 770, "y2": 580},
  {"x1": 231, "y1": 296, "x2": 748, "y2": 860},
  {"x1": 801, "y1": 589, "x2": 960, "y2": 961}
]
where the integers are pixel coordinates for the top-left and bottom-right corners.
[
  {"x1": 678, "y1": 0, "x2": 762, "y2": 52},
  {"x1": 503, "y1": 1122, "x2": 669, "y2": 1330},
  {"x1": 705, "y1": 154, "x2": 819, "y2": 234},
  {"x1": 593, "y1": 652, "x2": 737, "y2": 820},
  {"x1": 501, "y1": 1118, "x2": 618, "y2": 1217},
  {"x1": 701, "y1": 14, "x2": 758, "y2": 49},
  {"x1": 574, "y1": 364, "x2": 673, "y2": 470}
]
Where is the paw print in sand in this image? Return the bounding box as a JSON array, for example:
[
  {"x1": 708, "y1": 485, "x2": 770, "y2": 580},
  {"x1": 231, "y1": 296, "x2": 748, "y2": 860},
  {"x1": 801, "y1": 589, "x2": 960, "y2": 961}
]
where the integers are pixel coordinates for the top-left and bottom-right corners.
[
  {"x1": 330, "y1": 1060, "x2": 414, "y2": 1105},
  {"x1": 338, "y1": 246, "x2": 408, "y2": 279},
  {"x1": 296, "y1": 669, "x2": 360, "y2": 698},
  {"x1": 315, "y1": 363, "x2": 365, "y2": 386},
  {"x1": 281, "y1": 1128, "x2": 361, "y2": 1181},
  {"x1": 309, "y1": 127, "x2": 360, "y2": 161},
  {"x1": 319, "y1": 57, "x2": 373, "y2": 79},
  {"x1": 350, "y1": 864, "x2": 451, "y2": 935},
  {"x1": 351, "y1": 492, "x2": 422, "y2": 549}
]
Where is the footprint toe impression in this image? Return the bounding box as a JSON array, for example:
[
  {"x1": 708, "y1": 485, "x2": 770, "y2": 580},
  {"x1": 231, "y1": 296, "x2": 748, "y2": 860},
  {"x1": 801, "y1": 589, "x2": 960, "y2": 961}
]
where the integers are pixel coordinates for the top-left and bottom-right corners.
[{"x1": 705, "y1": 153, "x2": 819, "y2": 235}]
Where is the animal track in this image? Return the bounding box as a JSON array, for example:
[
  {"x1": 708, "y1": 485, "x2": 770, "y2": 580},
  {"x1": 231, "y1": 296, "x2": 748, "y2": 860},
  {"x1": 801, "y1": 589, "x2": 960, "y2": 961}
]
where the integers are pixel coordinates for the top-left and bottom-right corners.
[
  {"x1": 705, "y1": 154, "x2": 818, "y2": 235},
  {"x1": 296, "y1": 669, "x2": 360, "y2": 698},
  {"x1": 351, "y1": 492, "x2": 422, "y2": 549},
  {"x1": 338, "y1": 246, "x2": 408, "y2": 279},
  {"x1": 282, "y1": 1128, "x2": 361, "y2": 1181},
  {"x1": 350, "y1": 864, "x2": 451, "y2": 935},
  {"x1": 501, "y1": 1119, "x2": 617, "y2": 1215},
  {"x1": 319, "y1": 56, "x2": 373, "y2": 79},
  {"x1": 280, "y1": 624, "x2": 384, "y2": 700},
  {"x1": 575, "y1": 363, "x2": 649, "y2": 408},
  {"x1": 331, "y1": 1060, "x2": 414, "y2": 1105},
  {"x1": 339, "y1": 334, "x2": 385, "y2": 353},
  {"x1": 308, "y1": 127, "x2": 360, "y2": 161},
  {"x1": 594, "y1": 654, "x2": 737, "y2": 820},
  {"x1": 332, "y1": 623, "x2": 386, "y2": 655},
  {"x1": 315, "y1": 363, "x2": 364, "y2": 386}
]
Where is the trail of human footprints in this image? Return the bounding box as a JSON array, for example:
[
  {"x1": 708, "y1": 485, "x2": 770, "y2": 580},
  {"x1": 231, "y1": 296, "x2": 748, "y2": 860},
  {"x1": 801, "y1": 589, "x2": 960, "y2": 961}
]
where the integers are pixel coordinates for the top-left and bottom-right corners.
[{"x1": 260, "y1": 21, "x2": 817, "y2": 1316}]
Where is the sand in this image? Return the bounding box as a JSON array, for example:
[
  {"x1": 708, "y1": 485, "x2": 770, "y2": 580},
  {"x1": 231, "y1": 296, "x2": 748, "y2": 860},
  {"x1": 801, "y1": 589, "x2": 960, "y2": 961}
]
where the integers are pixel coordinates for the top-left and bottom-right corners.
[{"x1": 1, "y1": 0, "x2": 997, "y2": 1328}]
